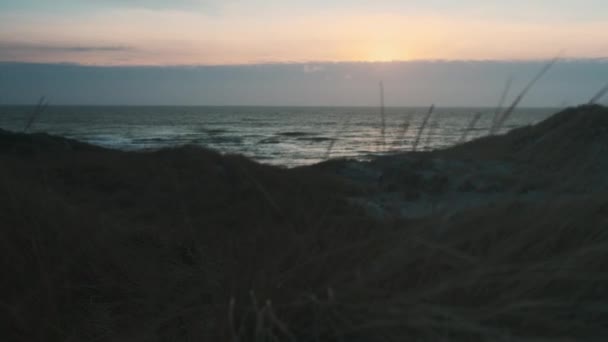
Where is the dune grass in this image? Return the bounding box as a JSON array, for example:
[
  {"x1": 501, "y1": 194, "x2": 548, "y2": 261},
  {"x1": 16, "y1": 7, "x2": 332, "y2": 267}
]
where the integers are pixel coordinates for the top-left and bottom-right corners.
[
  {"x1": 412, "y1": 104, "x2": 435, "y2": 152},
  {"x1": 378, "y1": 81, "x2": 387, "y2": 153},
  {"x1": 3, "y1": 103, "x2": 608, "y2": 341},
  {"x1": 589, "y1": 82, "x2": 608, "y2": 105},
  {"x1": 423, "y1": 116, "x2": 440, "y2": 151},
  {"x1": 459, "y1": 112, "x2": 483, "y2": 144},
  {"x1": 23, "y1": 96, "x2": 49, "y2": 133},
  {"x1": 390, "y1": 112, "x2": 412, "y2": 151},
  {"x1": 491, "y1": 57, "x2": 560, "y2": 135},
  {"x1": 490, "y1": 77, "x2": 512, "y2": 133}
]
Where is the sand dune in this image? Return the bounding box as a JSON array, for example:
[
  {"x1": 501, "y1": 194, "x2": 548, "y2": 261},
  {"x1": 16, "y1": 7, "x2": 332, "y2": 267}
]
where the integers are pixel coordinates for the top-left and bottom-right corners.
[{"x1": 2, "y1": 105, "x2": 608, "y2": 341}]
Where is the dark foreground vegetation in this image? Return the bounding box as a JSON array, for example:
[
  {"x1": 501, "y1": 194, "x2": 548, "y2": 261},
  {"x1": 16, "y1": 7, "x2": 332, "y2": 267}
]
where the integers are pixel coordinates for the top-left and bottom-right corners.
[{"x1": 2, "y1": 105, "x2": 608, "y2": 341}]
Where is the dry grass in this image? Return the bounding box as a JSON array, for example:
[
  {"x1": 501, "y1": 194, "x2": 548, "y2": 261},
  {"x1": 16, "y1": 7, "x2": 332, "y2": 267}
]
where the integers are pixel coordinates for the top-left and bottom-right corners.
[
  {"x1": 423, "y1": 117, "x2": 440, "y2": 151},
  {"x1": 491, "y1": 57, "x2": 560, "y2": 135},
  {"x1": 459, "y1": 112, "x2": 482, "y2": 144},
  {"x1": 378, "y1": 81, "x2": 387, "y2": 152},
  {"x1": 490, "y1": 77, "x2": 512, "y2": 133},
  {"x1": 589, "y1": 82, "x2": 608, "y2": 105},
  {"x1": 23, "y1": 96, "x2": 49, "y2": 133},
  {"x1": 390, "y1": 112, "x2": 412, "y2": 151},
  {"x1": 412, "y1": 104, "x2": 435, "y2": 152},
  {"x1": 3, "y1": 106, "x2": 608, "y2": 341}
]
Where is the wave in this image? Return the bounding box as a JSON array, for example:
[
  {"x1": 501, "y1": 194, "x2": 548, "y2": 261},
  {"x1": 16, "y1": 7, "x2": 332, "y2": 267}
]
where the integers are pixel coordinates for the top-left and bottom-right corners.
[
  {"x1": 276, "y1": 131, "x2": 314, "y2": 137},
  {"x1": 296, "y1": 136, "x2": 335, "y2": 142}
]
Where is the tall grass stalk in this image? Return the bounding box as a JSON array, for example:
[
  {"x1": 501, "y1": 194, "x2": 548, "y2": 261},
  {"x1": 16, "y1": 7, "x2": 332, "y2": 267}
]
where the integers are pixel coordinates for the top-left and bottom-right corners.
[
  {"x1": 490, "y1": 77, "x2": 512, "y2": 132},
  {"x1": 24, "y1": 96, "x2": 49, "y2": 132},
  {"x1": 325, "y1": 113, "x2": 352, "y2": 160},
  {"x1": 412, "y1": 104, "x2": 434, "y2": 152},
  {"x1": 459, "y1": 112, "x2": 483, "y2": 144},
  {"x1": 589, "y1": 82, "x2": 608, "y2": 105},
  {"x1": 424, "y1": 118, "x2": 440, "y2": 151},
  {"x1": 378, "y1": 81, "x2": 386, "y2": 152},
  {"x1": 491, "y1": 57, "x2": 560, "y2": 135},
  {"x1": 391, "y1": 113, "x2": 413, "y2": 151}
]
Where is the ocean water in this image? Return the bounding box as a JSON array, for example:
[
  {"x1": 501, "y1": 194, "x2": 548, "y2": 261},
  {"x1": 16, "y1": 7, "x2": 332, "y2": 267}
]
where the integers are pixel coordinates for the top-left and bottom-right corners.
[{"x1": 0, "y1": 106, "x2": 557, "y2": 167}]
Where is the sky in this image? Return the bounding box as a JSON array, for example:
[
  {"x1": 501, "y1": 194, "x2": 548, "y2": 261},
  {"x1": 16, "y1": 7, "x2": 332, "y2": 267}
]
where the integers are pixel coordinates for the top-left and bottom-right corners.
[
  {"x1": 0, "y1": 1, "x2": 607, "y2": 105},
  {"x1": 2, "y1": 0, "x2": 608, "y2": 65}
]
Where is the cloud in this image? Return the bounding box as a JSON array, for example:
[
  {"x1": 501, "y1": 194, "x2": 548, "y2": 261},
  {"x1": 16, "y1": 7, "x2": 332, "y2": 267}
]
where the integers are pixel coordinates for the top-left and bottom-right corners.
[
  {"x1": 0, "y1": 41, "x2": 135, "y2": 53},
  {"x1": 0, "y1": 42, "x2": 137, "y2": 65},
  {"x1": 0, "y1": 0, "x2": 231, "y2": 15},
  {"x1": 96, "y1": 0, "x2": 227, "y2": 12}
]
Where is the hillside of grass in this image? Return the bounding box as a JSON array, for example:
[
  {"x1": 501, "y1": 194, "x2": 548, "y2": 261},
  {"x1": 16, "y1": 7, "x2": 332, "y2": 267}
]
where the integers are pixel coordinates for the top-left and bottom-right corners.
[{"x1": 2, "y1": 105, "x2": 608, "y2": 341}]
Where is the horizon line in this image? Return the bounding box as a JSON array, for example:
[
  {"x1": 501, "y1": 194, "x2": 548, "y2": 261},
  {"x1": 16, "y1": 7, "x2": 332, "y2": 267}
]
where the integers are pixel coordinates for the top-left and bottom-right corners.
[
  {"x1": 0, "y1": 103, "x2": 575, "y2": 109},
  {"x1": 2, "y1": 57, "x2": 608, "y2": 68}
]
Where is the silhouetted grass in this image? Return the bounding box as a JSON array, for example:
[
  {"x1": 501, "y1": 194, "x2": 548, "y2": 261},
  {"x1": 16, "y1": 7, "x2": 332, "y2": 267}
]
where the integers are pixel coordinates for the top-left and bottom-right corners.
[
  {"x1": 490, "y1": 77, "x2": 512, "y2": 133},
  {"x1": 491, "y1": 56, "x2": 560, "y2": 135},
  {"x1": 424, "y1": 116, "x2": 440, "y2": 151},
  {"x1": 324, "y1": 113, "x2": 352, "y2": 160},
  {"x1": 23, "y1": 96, "x2": 49, "y2": 132},
  {"x1": 459, "y1": 112, "x2": 483, "y2": 144},
  {"x1": 378, "y1": 81, "x2": 386, "y2": 152},
  {"x1": 0, "y1": 133, "x2": 372, "y2": 341},
  {"x1": 589, "y1": 82, "x2": 608, "y2": 105},
  {"x1": 3, "y1": 106, "x2": 608, "y2": 341},
  {"x1": 390, "y1": 112, "x2": 412, "y2": 150},
  {"x1": 412, "y1": 104, "x2": 434, "y2": 152}
]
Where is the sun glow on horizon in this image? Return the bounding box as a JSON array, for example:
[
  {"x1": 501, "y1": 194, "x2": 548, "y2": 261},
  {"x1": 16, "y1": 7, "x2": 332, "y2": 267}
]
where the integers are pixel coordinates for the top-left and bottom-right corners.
[
  {"x1": 363, "y1": 44, "x2": 410, "y2": 62},
  {"x1": 1, "y1": 4, "x2": 607, "y2": 66}
]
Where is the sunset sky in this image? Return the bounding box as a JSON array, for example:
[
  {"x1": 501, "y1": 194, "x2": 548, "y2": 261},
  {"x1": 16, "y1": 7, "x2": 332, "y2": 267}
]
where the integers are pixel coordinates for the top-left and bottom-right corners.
[
  {"x1": 1, "y1": 1, "x2": 607, "y2": 106},
  {"x1": 2, "y1": 0, "x2": 608, "y2": 65}
]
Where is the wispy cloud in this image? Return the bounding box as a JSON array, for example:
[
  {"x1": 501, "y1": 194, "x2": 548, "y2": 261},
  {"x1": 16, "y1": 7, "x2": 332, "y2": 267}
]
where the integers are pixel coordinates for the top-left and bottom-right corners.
[
  {"x1": 83, "y1": 0, "x2": 227, "y2": 13},
  {"x1": 0, "y1": 41, "x2": 134, "y2": 53},
  {"x1": 0, "y1": 41, "x2": 138, "y2": 65}
]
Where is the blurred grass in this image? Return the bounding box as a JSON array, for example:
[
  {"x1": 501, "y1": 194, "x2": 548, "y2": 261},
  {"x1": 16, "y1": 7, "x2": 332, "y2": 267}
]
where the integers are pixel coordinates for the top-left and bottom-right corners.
[{"x1": 2, "y1": 106, "x2": 608, "y2": 341}]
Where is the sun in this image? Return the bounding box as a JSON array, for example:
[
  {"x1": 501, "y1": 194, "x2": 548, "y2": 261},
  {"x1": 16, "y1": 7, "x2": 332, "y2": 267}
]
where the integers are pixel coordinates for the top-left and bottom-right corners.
[
  {"x1": 339, "y1": 39, "x2": 413, "y2": 63},
  {"x1": 366, "y1": 44, "x2": 405, "y2": 62}
]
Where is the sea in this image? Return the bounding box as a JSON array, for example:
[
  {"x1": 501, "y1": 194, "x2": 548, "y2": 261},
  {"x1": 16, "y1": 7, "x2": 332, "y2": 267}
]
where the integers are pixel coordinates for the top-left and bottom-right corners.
[{"x1": 0, "y1": 106, "x2": 557, "y2": 167}]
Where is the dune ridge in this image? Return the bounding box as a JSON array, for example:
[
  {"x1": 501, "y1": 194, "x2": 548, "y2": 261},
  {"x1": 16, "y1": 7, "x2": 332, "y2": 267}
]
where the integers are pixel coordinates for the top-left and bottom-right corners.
[{"x1": 2, "y1": 105, "x2": 608, "y2": 341}]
